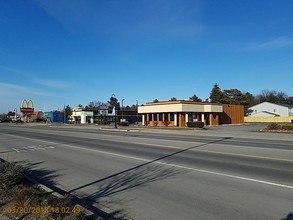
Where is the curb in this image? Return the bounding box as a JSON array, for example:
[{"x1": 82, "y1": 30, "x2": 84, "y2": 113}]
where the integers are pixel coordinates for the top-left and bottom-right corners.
[{"x1": 99, "y1": 128, "x2": 141, "y2": 132}]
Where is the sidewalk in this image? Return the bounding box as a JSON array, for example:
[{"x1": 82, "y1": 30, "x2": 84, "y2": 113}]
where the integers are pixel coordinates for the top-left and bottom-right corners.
[{"x1": 97, "y1": 123, "x2": 293, "y2": 141}]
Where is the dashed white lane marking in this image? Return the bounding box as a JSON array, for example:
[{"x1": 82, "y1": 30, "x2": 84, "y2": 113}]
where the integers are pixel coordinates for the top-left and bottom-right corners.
[
  {"x1": 11, "y1": 148, "x2": 20, "y2": 153},
  {"x1": 64, "y1": 144, "x2": 293, "y2": 190}
]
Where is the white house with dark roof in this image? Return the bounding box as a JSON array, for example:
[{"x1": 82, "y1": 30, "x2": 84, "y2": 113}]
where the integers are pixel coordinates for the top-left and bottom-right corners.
[{"x1": 248, "y1": 102, "x2": 293, "y2": 117}]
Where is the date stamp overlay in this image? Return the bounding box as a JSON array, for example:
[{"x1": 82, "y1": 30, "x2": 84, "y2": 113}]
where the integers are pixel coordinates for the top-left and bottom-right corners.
[{"x1": 5, "y1": 206, "x2": 81, "y2": 215}]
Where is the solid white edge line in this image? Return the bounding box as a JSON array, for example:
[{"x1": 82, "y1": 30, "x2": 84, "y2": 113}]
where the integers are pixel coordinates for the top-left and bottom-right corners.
[{"x1": 64, "y1": 144, "x2": 293, "y2": 190}]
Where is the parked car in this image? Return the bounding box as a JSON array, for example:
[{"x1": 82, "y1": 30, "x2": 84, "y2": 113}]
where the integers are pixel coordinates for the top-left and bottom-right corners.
[
  {"x1": 0, "y1": 118, "x2": 12, "y2": 123},
  {"x1": 32, "y1": 118, "x2": 46, "y2": 122},
  {"x1": 11, "y1": 119, "x2": 23, "y2": 123}
]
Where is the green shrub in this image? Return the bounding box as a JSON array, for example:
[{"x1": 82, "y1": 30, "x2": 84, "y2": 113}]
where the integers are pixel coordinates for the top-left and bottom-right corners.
[
  {"x1": 118, "y1": 121, "x2": 129, "y2": 126},
  {"x1": 266, "y1": 123, "x2": 282, "y2": 130},
  {"x1": 186, "y1": 121, "x2": 204, "y2": 128}
]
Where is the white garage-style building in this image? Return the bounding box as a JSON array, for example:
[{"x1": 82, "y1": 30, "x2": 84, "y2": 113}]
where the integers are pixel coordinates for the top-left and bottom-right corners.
[{"x1": 248, "y1": 102, "x2": 293, "y2": 117}]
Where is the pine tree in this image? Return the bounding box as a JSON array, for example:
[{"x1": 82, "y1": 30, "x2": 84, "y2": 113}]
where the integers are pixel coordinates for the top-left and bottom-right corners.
[
  {"x1": 169, "y1": 97, "x2": 177, "y2": 101},
  {"x1": 108, "y1": 97, "x2": 120, "y2": 110},
  {"x1": 189, "y1": 94, "x2": 202, "y2": 102},
  {"x1": 210, "y1": 83, "x2": 223, "y2": 103}
]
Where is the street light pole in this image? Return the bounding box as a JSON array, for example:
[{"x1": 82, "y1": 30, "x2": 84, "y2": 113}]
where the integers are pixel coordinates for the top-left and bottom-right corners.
[
  {"x1": 63, "y1": 105, "x2": 66, "y2": 124},
  {"x1": 111, "y1": 94, "x2": 117, "y2": 128},
  {"x1": 122, "y1": 99, "x2": 125, "y2": 120},
  {"x1": 136, "y1": 100, "x2": 139, "y2": 125}
]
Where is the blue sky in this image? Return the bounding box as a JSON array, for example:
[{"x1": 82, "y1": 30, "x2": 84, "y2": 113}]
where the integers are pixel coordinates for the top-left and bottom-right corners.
[{"x1": 1, "y1": 0, "x2": 293, "y2": 113}]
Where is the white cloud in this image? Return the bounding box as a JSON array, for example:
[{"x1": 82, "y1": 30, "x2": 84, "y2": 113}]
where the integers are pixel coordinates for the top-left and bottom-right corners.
[
  {"x1": 246, "y1": 37, "x2": 293, "y2": 50},
  {"x1": 0, "y1": 83, "x2": 51, "y2": 97},
  {"x1": 31, "y1": 0, "x2": 89, "y2": 32},
  {"x1": 0, "y1": 66, "x2": 74, "y2": 89},
  {"x1": 32, "y1": 78, "x2": 73, "y2": 89},
  {"x1": 0, "y1": 82, "x2": 56, "y2": 113},
  {"x1": 34, "y1": 0, "x2": 203, "y2": 39}
]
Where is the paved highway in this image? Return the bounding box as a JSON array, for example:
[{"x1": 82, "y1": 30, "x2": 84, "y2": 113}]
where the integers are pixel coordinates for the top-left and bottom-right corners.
[{"x1": 0, "y1": 124, "x2": 292, "y2": 220}]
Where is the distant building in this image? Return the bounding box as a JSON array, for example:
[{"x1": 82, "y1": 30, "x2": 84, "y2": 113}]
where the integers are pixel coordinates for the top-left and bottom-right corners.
[
  {"x1": 19, "y1": 111, "x2": 42, "y2": 122},
  {"x1": 138, "y1": 100, "x2": 244, "y2": 127},
  {"x1": 41, "y1": 111, "x2": 64, "y2": 123},
  {"x1": 93, "y1": 105, "x2": 141, "y2": 124},
  {"x1": 248, "y1": 102, "x2": 293, "y2": 117},
  {"x1": 71, "y1": 106, "x2": 94, "y2": 124},
  {"x1": 117, "y1": 110, "x2": 140, "y2": 124}
]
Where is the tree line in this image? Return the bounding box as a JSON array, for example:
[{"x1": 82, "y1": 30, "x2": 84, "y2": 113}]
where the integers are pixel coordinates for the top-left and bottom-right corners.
[
  {"x1": 153, "y1": 83, "x2": 293, "y2": 113},
  {"x1": 84, "y1": 96, "x2": 138, "y2": 111},
  {"x1": 209, "y1": 83, "x2": 293, "y2": 106}
]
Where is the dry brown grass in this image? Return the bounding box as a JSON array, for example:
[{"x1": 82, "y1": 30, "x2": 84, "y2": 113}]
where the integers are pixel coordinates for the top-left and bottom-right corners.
[
  {"x1": 0, "y1": 161, "x2": 25, "y2": 192},
  {"x1": 0, "y1": 161, "x2": 90, "y2": 220},
  {"x1": 266, "y1": 123, "x2": 293, "y2": 131}
]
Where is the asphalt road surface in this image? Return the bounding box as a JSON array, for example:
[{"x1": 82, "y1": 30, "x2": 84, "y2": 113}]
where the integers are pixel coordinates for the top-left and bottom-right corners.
[{"x1": 0, "y1": 124, "x2": 292, "y2": 220}]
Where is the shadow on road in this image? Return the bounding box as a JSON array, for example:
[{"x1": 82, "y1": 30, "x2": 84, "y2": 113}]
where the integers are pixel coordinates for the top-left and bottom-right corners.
[
  {"x1": 69, "y1": 137, "x2": 232, "y2": 194},
  {"x1": 87, "y1": 163, "x2": 180, "y2": 200},
  {"x1": 79, "y1": 163, "x2": 182, "y2": 219},
  {"x1": 282, "y1": 212, "x2": 293, "y2": 220},
  {"x1": 22, "y1": 160, "x2": 61, "y2": 188}
]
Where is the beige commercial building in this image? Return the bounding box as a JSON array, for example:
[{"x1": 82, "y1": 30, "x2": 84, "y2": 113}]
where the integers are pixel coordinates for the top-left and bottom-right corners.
[{"x1": 138, "y1": 101, "x2": 244, "y2": 127}]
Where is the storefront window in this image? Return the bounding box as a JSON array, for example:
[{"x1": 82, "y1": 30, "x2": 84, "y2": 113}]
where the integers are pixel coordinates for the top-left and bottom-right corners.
[
  {"x1": 159, "y1": 114, "x2": 163, "y2": 121},
  {"x1": 164, "y1": 113, "x2": 169, "y2": 121},
  {"x1": 149, "y1": 114, "x2": 153, "y2": 121},
  {"x1": 170, "y1": 113, "x2": 174, "y2": 121}
]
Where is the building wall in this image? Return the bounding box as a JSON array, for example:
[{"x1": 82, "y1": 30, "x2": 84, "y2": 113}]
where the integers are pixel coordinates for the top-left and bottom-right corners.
[
  {"x1": 249, "y1": 111, "x2": 278, "y2": 117},
  {"x1": 245, "y1": 116, "x2": 293, "y2": 123},
  {"x1": 139, "y1": 104, "x2": 191, "y2": 113},
  {"x1": 72, "y1": 110, "x2": 93, "y2": 124},
  {"x1": 209, "y1": 113, "x2": 220, "y2": 126},
  {"x1": 42, "y1": 111, "x2": 64, "y2": 123},
  {"x1": 138, "y1": 103, "x2": 222, "y2": 114},
  {"x1": 179, "y1": 113, "x2": 185, "y2": 127},
  {"x1": 220, "y1": 104, "x2": 244, "y2": 124},
  {"x1": 248, "y1": 102, "x2": 290, "y2": 116}
]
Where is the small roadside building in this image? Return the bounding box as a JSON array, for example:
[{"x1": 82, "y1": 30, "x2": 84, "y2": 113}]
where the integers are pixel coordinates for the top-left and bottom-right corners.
[
  {"x1": 138, "y1": 100, "x2": 244, "y2": 127},
  {"x1": 71, "y1": 106, "x2": 94, "y2": 124},
  {"x1": 41, "y1": 111, "x2": 64, "y2": 123}
]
